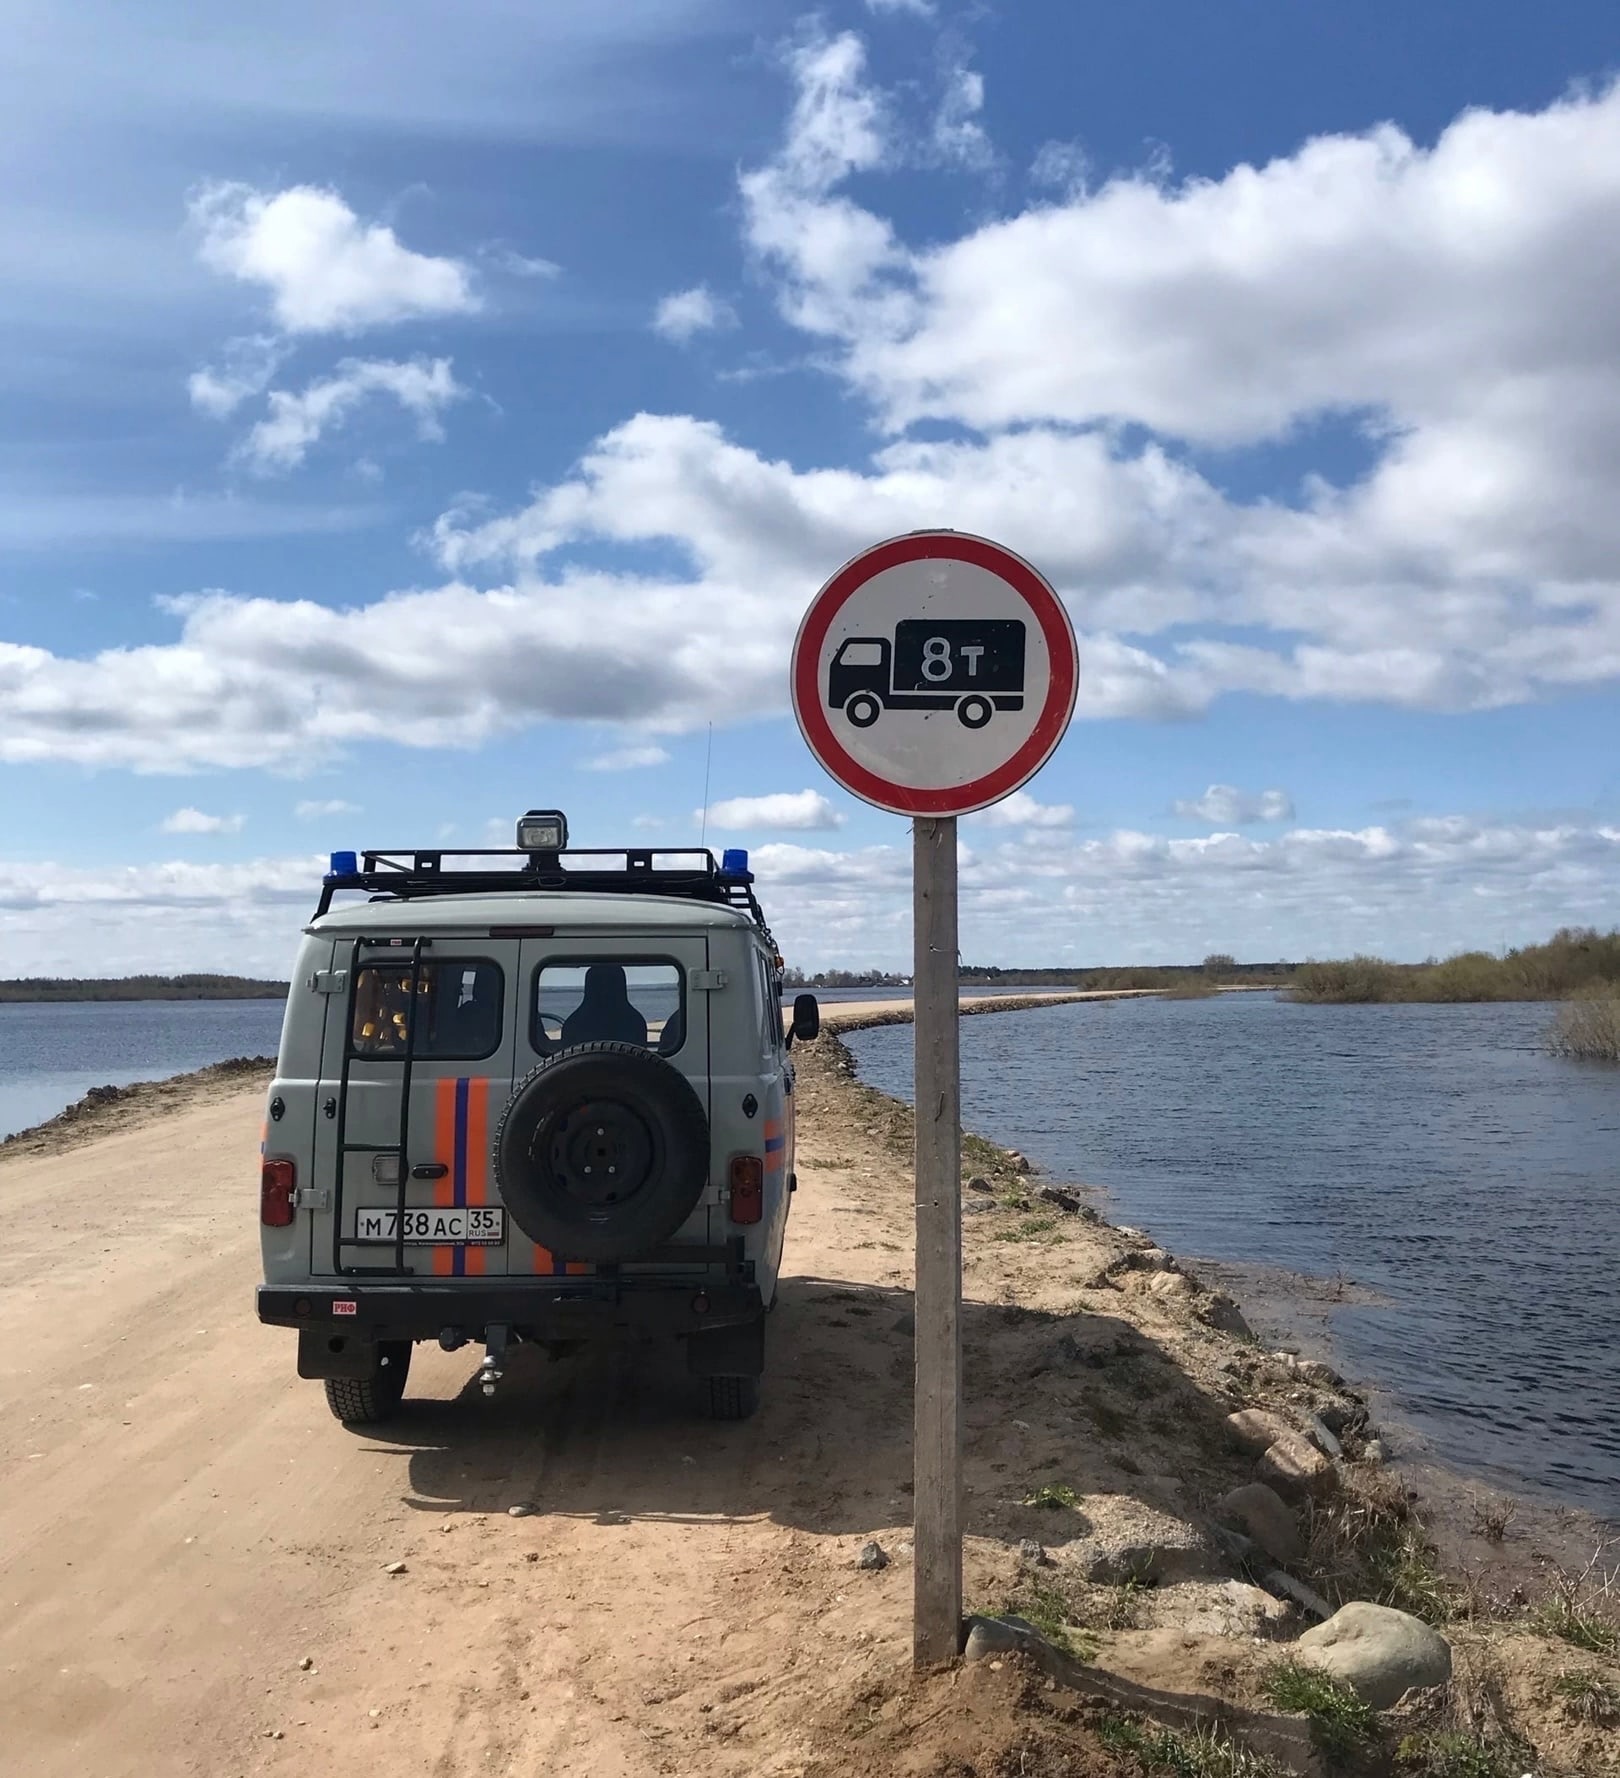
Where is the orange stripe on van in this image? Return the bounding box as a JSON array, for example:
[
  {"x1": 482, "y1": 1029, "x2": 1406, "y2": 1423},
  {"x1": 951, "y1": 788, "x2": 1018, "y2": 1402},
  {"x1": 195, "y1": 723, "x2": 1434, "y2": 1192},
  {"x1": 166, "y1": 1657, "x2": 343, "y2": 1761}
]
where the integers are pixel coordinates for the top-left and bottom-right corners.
[
  {"x1": 464, "y1": 1077, "x2": 489, "y2": 1277},
  {"x1": 431, "y1": 1077, "x2": 457, "y2": 1278}
]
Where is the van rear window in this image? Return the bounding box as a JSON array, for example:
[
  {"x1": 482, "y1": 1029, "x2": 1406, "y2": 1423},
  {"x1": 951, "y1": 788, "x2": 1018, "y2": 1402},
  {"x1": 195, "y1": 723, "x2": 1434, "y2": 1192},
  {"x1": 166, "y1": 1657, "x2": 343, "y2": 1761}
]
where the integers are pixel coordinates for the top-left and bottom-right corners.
[
  {"x1": 350, "y1": 961, "x2": 503, "y2": 1060},
  {"x1": 533, "y1": 960, "x2": 684, "y2": 1056}
]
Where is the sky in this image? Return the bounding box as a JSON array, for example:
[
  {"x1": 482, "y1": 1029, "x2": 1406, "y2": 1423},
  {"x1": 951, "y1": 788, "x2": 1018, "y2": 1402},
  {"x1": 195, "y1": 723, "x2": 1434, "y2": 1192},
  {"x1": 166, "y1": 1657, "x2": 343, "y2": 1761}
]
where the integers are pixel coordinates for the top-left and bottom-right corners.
[{"x1": 4, "y1": 0, "x2": 1620, "y2": 976}]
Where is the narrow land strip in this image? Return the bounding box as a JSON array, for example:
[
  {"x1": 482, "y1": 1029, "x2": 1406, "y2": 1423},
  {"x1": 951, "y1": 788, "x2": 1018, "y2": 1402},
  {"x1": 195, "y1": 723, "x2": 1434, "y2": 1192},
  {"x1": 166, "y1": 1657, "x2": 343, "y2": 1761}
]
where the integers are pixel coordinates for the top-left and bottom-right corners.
[{"x1": 0, "y1": 1001, "x2": 1612, "y2": 1776}]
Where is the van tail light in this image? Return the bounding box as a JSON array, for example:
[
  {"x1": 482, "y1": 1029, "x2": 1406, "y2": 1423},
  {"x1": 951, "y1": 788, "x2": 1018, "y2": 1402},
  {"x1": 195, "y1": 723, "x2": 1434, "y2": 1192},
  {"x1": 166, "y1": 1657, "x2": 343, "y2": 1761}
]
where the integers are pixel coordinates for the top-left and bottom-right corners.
[
  {"x1": 261, "y1": 1159, "x2": 297, "y2": 1227},
  {"x1": 728, "y1": 1155, "x2": 764, "y2": 1225}
]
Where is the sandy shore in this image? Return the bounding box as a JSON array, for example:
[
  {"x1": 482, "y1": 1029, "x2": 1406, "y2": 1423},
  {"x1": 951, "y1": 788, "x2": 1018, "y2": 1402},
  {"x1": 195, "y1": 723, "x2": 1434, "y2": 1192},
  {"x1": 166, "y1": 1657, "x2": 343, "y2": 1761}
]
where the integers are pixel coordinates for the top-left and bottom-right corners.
[{"x1": 0, "y1": 1001, "x2": 1613, "y2": 1776}]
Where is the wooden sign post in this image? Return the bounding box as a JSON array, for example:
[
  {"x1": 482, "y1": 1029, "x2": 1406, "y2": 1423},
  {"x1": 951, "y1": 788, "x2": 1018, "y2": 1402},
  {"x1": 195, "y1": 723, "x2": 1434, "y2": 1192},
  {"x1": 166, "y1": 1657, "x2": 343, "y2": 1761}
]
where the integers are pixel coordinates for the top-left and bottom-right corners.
[
  {"x1": 911, "y1": 813, "x2": 962, "y2": 1661},
  {"x1": 791, "y1": 531, "x2": 1078, "y2": 1667}
]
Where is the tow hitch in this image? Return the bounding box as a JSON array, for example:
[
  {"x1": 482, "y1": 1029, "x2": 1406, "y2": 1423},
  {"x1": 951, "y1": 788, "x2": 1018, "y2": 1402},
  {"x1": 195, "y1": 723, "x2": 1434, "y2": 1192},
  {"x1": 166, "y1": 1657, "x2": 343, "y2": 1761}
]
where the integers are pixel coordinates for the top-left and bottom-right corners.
[{"x1": 479, "y1": 1323, "x2": 510, "y2": 1397}]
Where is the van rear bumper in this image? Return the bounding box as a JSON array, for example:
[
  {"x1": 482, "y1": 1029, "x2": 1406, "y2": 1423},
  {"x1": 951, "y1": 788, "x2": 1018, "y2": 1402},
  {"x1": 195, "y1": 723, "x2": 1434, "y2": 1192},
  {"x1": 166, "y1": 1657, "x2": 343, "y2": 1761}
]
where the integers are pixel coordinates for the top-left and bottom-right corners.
[{"x1": 257, "y1": 1278, "x2": 763, "y2": 1346}]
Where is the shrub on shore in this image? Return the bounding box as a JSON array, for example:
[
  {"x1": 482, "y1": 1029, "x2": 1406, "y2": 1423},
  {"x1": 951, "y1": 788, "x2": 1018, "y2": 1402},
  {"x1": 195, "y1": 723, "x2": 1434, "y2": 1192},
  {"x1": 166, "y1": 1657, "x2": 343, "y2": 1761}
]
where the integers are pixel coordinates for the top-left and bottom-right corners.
[
  {"x1": 1290, "y1": 927, "x2": 1620, "y2": 1006},
  {"x1": 1548, "y1": 985, "x2": 1620, "y2": 1063}
]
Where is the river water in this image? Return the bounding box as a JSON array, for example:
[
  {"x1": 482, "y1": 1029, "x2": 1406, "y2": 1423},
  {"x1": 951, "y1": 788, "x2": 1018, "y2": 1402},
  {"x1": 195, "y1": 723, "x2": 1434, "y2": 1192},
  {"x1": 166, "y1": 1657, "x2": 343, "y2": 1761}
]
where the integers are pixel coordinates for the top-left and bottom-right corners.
[
  {"x1": 0, "y1": 1000, "x2": 285, "y2": 1141},
  {"x1": 846, "y1": 993, "x2": 1620, "y2": 1520}
]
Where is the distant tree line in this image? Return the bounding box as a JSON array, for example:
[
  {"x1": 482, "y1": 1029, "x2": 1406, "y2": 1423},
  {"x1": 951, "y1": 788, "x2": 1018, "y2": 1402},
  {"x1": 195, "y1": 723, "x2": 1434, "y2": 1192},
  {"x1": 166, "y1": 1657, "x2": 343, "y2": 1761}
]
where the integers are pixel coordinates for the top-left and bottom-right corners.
[
  {"x1": 782, "y1": 957, "x2": 1292, "y2": 990},
  {"x1": 0, "y1": 974, "x2": 290, "y2": 1003},
  {"x1": 1288, "y1": 928, "x2": 1620, "y2": 1005}
]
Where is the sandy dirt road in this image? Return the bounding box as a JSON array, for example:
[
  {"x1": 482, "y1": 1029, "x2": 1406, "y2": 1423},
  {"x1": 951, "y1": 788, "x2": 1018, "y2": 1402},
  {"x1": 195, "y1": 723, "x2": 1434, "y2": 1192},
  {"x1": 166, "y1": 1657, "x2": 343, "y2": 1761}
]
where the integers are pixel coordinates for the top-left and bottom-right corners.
[{"x1": 0, "y1": 996, "x2": 1115, "y2": 1778}]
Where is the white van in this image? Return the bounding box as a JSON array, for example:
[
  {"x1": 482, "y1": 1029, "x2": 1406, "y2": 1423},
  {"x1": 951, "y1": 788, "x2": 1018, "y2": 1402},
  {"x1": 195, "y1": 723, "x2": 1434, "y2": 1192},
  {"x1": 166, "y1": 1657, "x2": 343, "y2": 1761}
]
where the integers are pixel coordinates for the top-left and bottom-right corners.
[{"x1": 257, "y1": 814, "x2": 819, "y2": 1425}]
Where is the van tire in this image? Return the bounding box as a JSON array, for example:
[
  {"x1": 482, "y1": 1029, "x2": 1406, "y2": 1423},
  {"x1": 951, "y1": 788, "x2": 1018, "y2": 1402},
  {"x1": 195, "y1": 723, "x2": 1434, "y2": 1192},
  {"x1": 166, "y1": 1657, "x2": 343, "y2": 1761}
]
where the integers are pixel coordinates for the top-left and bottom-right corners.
[
  {"x1": 494, "y1": 1043, "x2": 710, "y2": 1264},
  {"x1": 704, "y1": 1374, "x2": 760, "y2": 1420},
  {"x1": 323, "y1": 1340, "x2": 411, "y2": 1425}
]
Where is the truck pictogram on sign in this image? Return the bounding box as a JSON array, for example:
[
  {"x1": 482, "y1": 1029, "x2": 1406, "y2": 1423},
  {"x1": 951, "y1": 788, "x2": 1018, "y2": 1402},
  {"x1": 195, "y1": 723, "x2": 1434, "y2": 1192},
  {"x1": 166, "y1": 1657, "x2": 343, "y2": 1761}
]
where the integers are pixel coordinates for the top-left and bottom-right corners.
[{"x1": 828, "y1": 619, "x2": 1027, "y2": 730}]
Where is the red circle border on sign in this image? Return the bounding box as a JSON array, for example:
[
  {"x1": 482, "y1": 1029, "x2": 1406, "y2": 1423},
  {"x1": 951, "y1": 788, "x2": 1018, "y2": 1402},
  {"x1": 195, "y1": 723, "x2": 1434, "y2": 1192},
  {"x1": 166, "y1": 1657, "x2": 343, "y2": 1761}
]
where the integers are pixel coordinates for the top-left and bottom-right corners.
[{"x1": 790, "y1": 531, "x2": 1079, "y2": 817}]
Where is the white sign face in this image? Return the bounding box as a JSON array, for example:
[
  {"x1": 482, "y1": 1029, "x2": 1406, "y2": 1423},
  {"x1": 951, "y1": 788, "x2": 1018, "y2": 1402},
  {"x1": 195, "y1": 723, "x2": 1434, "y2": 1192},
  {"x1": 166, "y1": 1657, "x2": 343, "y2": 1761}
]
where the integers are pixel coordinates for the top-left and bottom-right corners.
[{"x1": 792, "y1": 531, "x2": 1078, "y2": 817}]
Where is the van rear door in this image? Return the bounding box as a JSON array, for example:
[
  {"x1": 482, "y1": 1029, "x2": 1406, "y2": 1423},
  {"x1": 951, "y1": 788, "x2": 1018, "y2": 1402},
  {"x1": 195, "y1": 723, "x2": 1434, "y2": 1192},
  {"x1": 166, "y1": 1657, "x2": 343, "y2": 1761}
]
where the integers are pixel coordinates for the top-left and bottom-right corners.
[
  {"x1": 511, "y1": 931, "x2": 714, "y2": 1272},
  {"x1": 308, "y1": 936, "x2": 520, "y2": 1279}
]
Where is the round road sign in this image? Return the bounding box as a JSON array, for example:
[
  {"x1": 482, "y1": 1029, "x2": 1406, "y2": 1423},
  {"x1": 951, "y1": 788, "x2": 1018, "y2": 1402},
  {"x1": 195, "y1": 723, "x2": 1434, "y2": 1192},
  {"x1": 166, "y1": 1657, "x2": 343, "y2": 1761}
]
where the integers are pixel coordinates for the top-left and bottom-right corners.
[{"x1": 791, "y1": 531, "x2": 1078, "y2": 817}]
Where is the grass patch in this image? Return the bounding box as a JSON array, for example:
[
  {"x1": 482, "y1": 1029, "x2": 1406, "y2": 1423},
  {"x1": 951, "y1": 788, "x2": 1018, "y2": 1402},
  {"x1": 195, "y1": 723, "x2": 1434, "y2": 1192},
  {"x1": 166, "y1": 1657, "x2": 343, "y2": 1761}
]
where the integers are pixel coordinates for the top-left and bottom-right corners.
[
  {"x1": 1022, "y1": 1482, "x2": 1081, "y2": 1511},
  {"x1": 1104, "y1": 1578, "x2": 1146, "y2": 1630},
  {"x1": 1531, "y1": 1591, "x2": 1619, "y2": 1654},
  {"x1": 1261, "y1": 1660, "x2": 1375, "y2": 1763},
  {"x1": 1004, "y1": 1576, "x2": 1102, "y2": 1662},
  {"x1": 1529, "y1": 1542, "x2": 1620, "y2": 1654},
  {"x1": 1302, "y1": 1483, "x2": 1466, "y2": 1624},
  {"x1": 1548, "y1": 983, "x2": 1620, "y2": 1061},
  {"x1": 1552, "y1": 1665, "x2": 1620, "y2": 1724},
  {"x1": 993, "y1": 1214, "x2": 1061, "y2": 1244},
  {"x1": 1097, "y1": 1715, "x2": 1283, "y2": 1778},
  {"x1": 1394, "y1": 1731, "x2": 1526, "y2": 1778},
  {"x1": 1466, "y1": 1497, "x2": 1516, "y2": 1543}
]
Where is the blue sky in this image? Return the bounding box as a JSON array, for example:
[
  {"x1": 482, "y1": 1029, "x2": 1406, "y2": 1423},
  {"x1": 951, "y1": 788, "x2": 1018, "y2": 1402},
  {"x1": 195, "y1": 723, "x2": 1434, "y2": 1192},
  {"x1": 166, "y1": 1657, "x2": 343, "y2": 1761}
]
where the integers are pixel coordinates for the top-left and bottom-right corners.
[{"x1": 4, "y1": 0, "x2": 1620, "y2": 975}]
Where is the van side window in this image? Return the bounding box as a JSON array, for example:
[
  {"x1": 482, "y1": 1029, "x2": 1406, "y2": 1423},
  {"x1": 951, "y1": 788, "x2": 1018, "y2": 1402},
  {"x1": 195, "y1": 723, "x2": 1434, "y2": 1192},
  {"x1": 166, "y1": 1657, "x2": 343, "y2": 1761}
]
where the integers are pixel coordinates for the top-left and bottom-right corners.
[
  {"x1": 758, "y1": 954, "x2": 782, "y2": 1057},
  {"x1": 350, "y1": 961, "x2": 503, "y2": 1060},
  {"x1": 534, "y1": 960, "x2": 685, "y2": 1056}
]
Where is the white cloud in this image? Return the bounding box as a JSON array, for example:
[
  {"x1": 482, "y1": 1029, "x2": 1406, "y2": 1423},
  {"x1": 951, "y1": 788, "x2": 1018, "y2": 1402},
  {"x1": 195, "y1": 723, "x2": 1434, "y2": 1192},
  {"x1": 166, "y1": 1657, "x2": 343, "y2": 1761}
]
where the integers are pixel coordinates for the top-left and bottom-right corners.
[
  {"x1": 1029, "y1": 140, "x2": 1090, "y2": 195},
  {"x1": 187, "y1": 334, "x2": 285, "y2": 419},
  {"x1": 739, "y1": 32, "x2": 908, "y2": 344},
  {"x1": 4, "y1": 815, "x2": 1618, "y2": 976},
  {"x1": 931, "y1": 64, "x2": 994, "y2": 172},
  {"x1": 238, "y1": 357, "x2": 463, "y2": 473},
  {"x1": 1175, "y1": 785, "x2": 1296, "y2": 826},
  {"x1": 652, "y1": 285, "x2": 738, "y2": 342},
  {"x1": 701, "y1": 790, "x2": 846, "y2": 831},
  {"x1": 160, "y1": 807, "x2": 244, "y2": 834},
  {"x1": 754, "y1": 817, "x2": 1620, "y2": 970},
  {"x1": 190, "y1": 182, "x2": 478, "y2": 333},
  {"x1": 583, "y1": 744, "x2": 672, "y2": 772},
  {"x1": 295, "y1": 799, "x2": 360, "y2": 819},
  {"x1": 970, "y1": 791, "x2": 1075, "y2": 829},
  {"x1": 483, "y1": 244, "x2": 561, "y2": 280},
  {"x1": 7, "y1": 374, "x2": 1615, "y2": 775}
]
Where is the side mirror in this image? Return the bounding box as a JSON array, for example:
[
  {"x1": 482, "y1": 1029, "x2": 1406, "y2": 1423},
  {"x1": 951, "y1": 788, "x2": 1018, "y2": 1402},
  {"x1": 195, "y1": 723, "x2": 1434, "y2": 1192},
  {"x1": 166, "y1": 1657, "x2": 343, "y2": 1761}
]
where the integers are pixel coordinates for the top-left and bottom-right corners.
[{"x1": 789, "y1": 993, "x2": 821, "y2": 1046}]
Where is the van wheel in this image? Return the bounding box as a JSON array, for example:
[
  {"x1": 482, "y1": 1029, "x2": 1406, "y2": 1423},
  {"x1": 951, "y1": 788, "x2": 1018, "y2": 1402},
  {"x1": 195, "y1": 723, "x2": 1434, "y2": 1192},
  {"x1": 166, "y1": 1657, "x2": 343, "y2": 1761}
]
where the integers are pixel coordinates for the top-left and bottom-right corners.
[
  {"x1": 323, "y1": 1340, "x2": 411, "y2": 1425},
  {"x1": 704, "y1": 1374, "x2": 761, "y2": 1421}
]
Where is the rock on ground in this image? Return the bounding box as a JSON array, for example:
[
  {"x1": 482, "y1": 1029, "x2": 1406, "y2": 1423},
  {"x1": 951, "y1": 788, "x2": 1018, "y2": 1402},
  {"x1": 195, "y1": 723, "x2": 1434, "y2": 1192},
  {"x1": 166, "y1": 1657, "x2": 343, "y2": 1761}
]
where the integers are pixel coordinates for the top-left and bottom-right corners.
[
  {"x1": 1295, "y1": 1601, "x2": 1453, "y2": 1708},
  {"x1": 1225, "y1": 1409, "x2": 1296, "y2": 1455},
  {"x1": 1256, "y1": 1432, "x2": 1336, "y2": 1500},
  {"x1": 1214, "y1": 1482, "x2": 1301, "y2": 1565},
  {"x1": 1199, "y1": 1295, "x2": 1256, "y2": 1339},
  {"x1": 1059, "y1": 1497, "x2": 1212, "y2": 1585},
  {"x1": 1161, "y1": 1579, "x2": 1296, "y2": 1639}
]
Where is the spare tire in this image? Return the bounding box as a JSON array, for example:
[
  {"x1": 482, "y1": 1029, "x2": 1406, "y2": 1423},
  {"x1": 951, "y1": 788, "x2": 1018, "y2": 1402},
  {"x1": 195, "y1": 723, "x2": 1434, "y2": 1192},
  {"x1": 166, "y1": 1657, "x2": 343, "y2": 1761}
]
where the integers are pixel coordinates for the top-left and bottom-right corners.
[{"x1": 492, "y1": 1042, "x2": 710, "y2": 1264}]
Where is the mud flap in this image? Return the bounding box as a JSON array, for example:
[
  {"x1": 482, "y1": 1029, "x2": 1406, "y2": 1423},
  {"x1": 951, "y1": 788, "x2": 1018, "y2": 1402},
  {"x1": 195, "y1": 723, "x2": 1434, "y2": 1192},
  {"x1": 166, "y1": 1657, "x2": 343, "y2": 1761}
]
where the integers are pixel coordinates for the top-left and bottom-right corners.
[
  {"x1": 297, "y1": 1326, "x2": 380, "y2": 1380},
  {"x1": 684, "y1": 1315, "x2": 764, "y2": 1378}
]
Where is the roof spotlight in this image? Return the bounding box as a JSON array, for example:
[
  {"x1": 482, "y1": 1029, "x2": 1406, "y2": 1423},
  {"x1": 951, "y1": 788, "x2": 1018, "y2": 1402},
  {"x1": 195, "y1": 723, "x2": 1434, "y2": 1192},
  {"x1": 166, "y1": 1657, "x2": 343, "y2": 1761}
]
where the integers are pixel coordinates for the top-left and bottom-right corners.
[{"x1": 516, "y1": 809, "x2": 569, "y2": 852}]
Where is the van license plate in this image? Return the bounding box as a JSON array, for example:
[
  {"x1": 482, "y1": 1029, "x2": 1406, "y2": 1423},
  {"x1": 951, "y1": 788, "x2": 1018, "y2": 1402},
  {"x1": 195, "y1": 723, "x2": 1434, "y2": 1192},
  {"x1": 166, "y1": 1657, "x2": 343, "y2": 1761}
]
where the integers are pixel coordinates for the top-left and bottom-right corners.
[{"x1": 352, "y1": 1206, "x2": 506, "y2": 1245}]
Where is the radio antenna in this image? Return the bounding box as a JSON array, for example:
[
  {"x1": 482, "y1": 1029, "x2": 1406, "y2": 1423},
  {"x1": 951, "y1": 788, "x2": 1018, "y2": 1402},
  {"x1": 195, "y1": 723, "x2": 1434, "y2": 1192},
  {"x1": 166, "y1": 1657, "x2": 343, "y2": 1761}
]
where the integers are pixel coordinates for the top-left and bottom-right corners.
[{"x1": 699, "y1": 722, "x2": 714, "y2": 848}]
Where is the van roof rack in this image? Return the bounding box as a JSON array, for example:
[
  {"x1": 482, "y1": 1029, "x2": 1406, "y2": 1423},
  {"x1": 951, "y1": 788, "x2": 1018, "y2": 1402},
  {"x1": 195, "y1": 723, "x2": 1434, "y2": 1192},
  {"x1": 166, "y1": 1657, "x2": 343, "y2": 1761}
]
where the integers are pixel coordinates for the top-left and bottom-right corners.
[{"x1": 314, "y1": 846, "x2": 772, "y2": 940}]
